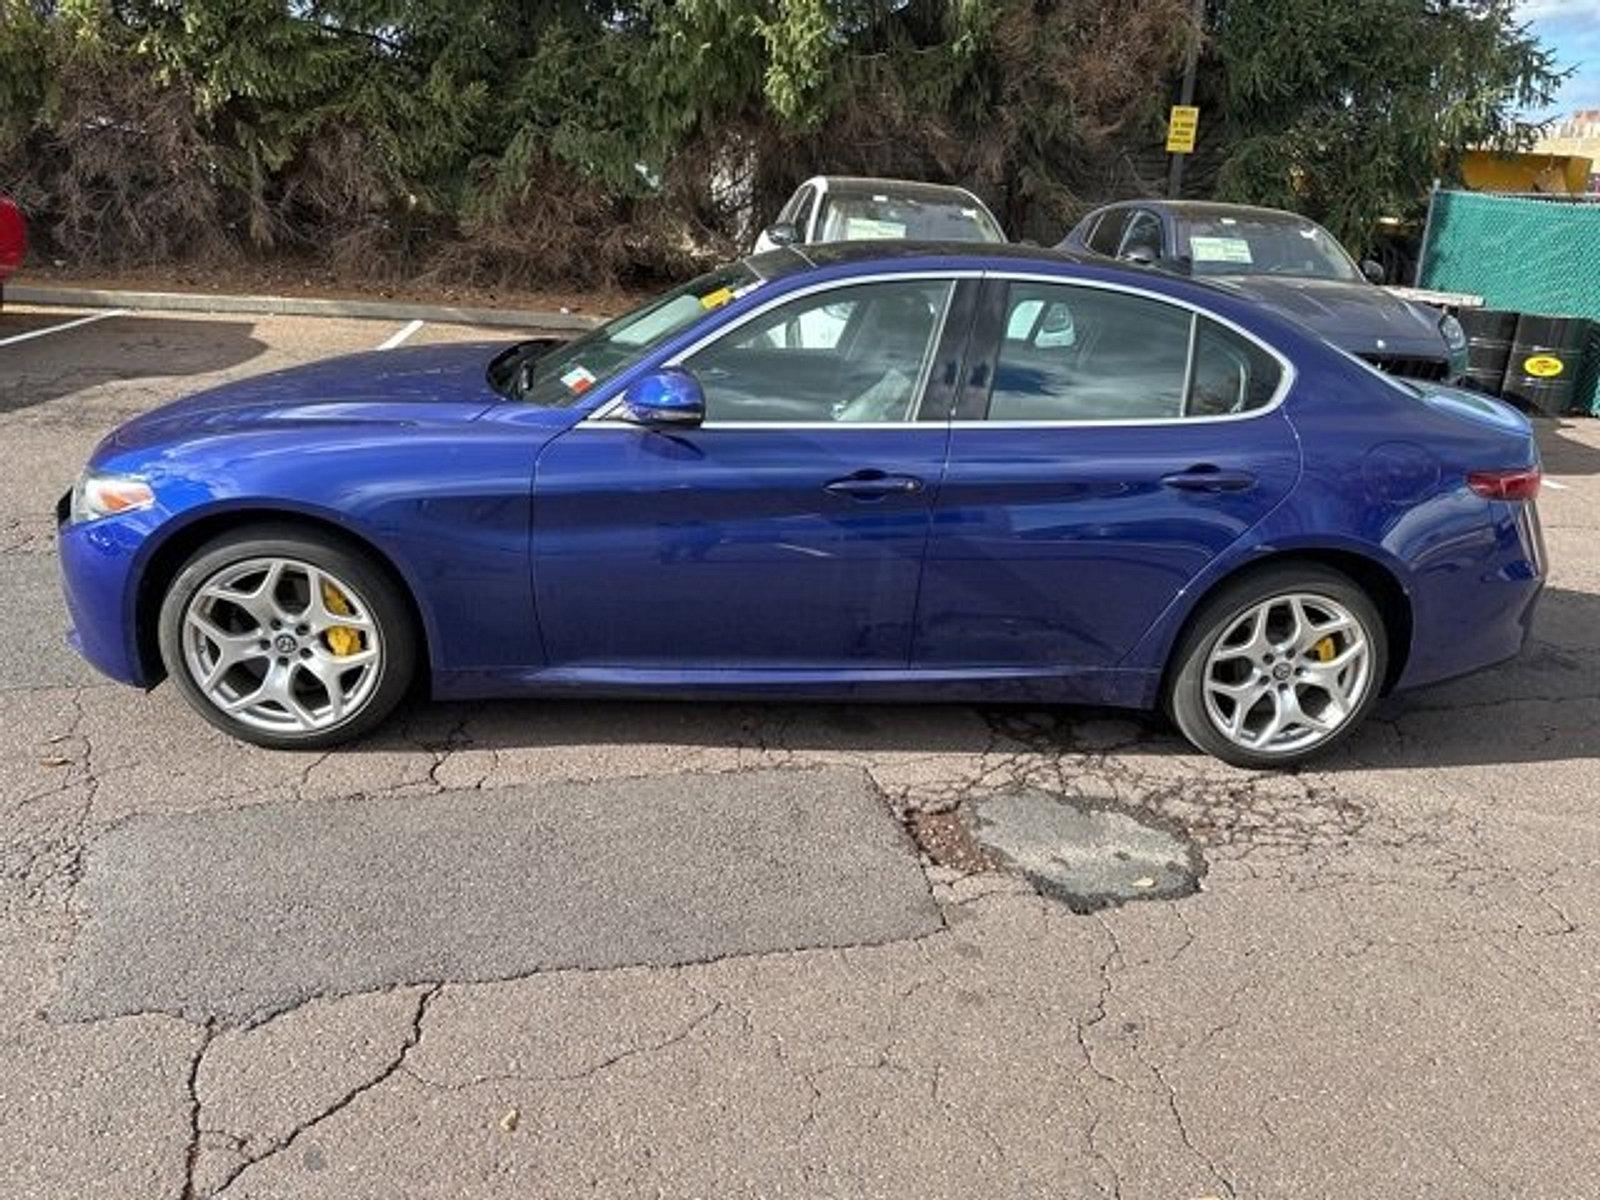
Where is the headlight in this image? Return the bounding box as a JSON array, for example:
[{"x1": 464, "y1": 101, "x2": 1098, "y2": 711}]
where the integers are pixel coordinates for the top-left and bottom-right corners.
[
  {"x1": 1439, "y1": 313, "x2": 1468, "y2": 352},
  {"x1": 70, "y1": 471, "x2": 155, "y2": 524}
]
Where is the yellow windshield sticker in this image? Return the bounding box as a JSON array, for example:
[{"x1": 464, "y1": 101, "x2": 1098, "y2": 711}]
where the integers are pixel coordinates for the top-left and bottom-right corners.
[
  {"x1": 1523, "y1": 354, "x2": 1564, "y2": 378},
  {"x1": 700, "y1": 286, "x2": 736, "y2": 310}
]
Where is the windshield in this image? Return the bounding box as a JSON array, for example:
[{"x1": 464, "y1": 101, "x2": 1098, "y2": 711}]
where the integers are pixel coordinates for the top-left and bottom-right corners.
[
  {"x1": 501, "y1": 263, "x2": 762, "y2": 406},
  {"x1": 1177, "y1": 213, "x2": 1360, "y2": 282},
  {"x1": 816, "y1": 192, "x2": 1004, "y2": 244}
]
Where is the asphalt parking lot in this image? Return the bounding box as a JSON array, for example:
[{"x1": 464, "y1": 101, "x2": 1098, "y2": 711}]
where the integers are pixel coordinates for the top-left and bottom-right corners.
[{"x1": 3, "y1": 302, "x2": 1599, "y2": 1198}]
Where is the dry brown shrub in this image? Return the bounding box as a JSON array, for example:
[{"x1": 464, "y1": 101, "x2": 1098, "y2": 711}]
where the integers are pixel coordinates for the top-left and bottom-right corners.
[{"x1": 5, "y1": 56, "x2": 231, "y2": 266}]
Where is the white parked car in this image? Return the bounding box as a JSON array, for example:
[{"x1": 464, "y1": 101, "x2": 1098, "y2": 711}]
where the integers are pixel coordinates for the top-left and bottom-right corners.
[{"x1": 753, "y1": 176, "x2": 1006, "y2": 253}]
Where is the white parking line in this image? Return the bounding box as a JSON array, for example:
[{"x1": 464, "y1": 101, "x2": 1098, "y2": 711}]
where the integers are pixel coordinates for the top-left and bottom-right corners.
[
  {"x1": 1544, "y1": 478, "x2": 1570, "y2": 491},
  {"x1": 0, "y1": 308, "x2": 129, "y2": 348},
  {"x1": 377, "y1": 319, "x2": 424, "y2": 350}
]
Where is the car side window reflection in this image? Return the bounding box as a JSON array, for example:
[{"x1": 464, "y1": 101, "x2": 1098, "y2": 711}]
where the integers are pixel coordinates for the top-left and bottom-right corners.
[
  {"x1": 984, "y1": 282, "x2": 1282, "y2": 422},
  {"x1": 686, "y1": 279, "x2": 953, "y2": 424}
]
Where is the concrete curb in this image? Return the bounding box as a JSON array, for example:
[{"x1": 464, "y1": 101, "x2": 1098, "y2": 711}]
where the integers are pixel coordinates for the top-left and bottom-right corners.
[{"x1": 6, "y1": 284, "x2": 600, "y2": 331}]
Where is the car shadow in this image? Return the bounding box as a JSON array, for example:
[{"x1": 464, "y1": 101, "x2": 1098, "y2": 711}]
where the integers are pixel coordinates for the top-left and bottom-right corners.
[
  {"x1": 0, "y1": 311, "x2": 267, "y2": 412},
  {"x1": 1535, "y1": 417, "x2": 1600, "y2": 477},
  {"x1": 365, "y1": 584, "x2": 1595, "y2": 777}
]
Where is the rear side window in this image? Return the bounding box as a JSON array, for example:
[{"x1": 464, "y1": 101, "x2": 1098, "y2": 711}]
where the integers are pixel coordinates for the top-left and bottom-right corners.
[
  {"x1": 979, "y1": 282, "x2": 1282, "y2": 422},
  {"x1": 1188, "y1": 318, "x2": 1283, "y2": 415},
  {"x1": 1087, "y1": 210, "x2": 1132, "y2": 255}
]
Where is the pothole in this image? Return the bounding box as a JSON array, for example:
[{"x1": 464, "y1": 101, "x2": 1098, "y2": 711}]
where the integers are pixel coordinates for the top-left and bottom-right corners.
[
  {"x1": 908, "y1": 809, "x2": 1000, "y2": 874},
  {"x1": 968, "y1": 790, "x2": 1205, "y2": 913}
]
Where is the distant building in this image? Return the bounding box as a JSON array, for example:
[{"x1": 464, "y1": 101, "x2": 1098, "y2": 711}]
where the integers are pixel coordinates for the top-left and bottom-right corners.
[{"x1": 1532, "y1": 110, "x2": 1600, "y2": 190}]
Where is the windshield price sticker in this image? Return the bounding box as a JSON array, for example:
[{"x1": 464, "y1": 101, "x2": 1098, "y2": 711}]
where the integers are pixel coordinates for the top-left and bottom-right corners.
[
  {"x1": 1190, "y1": 235, "x2": 1253, "y2": 264},
  {"x1": 560, "y1": 365, "x2": 597, "y2": 394},
  {"x1": 1524, "y1": 354, "x2": 1564, "y2": 378},
  {"x1": 844, "y1": 217, "x2": 908, "y2": 240},
  {"x1": 699, "y1": 286, "x2": 736, "y2": 310}
]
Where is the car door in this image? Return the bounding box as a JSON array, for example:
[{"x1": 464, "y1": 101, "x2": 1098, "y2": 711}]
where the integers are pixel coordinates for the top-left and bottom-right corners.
[
  {"x1": 913, "y1": 274, "x2": 1301, "y2": 671},
  {"x1": 532, "y1": 274, "x2": 977, "y2": 670}
]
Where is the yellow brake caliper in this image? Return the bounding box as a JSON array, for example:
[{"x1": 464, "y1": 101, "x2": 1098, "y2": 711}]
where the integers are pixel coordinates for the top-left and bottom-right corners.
[
  {"x1": 321, "y1": 580, "x2": 364, "y2": 658},
  {"x1": 1312, "y1": 635, "x2": 1337, "y2": 663}
]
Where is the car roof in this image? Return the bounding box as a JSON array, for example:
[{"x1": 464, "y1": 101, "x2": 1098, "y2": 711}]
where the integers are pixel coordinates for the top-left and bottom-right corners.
[
  {"x1": 746, "y1": 240, "x2": 1096, "y2": 280},
  {"x1": 806, "y1": 176, "x2": 987, "y2": 204},
  {"x1": 1095, "y1": 199, "x2": 1323, "y2": 225}
]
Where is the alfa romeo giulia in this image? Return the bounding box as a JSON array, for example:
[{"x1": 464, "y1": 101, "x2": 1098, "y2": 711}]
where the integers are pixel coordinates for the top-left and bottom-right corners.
[{"x1": 57, "y1": 243, "x2": 1545, "y2": 767}]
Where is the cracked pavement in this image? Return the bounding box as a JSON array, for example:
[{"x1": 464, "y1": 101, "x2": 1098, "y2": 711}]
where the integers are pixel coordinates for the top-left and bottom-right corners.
[{"x1": 2, "y1": 304, "x2": 1599, "y2": 1198}]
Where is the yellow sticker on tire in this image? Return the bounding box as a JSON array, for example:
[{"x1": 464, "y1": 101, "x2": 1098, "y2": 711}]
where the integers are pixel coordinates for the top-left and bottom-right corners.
[{"x1": 1523, "y1": 354, "x2": 1564, "y2": 378}]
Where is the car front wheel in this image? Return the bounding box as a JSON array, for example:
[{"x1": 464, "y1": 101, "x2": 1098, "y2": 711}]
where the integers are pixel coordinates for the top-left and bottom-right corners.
[
  {"x1": 157, "y1": 525, "x2": 417, "y2": 749},
  {"x1": 1166, "y1": 564, "x2": 1387, "y2": 769}
]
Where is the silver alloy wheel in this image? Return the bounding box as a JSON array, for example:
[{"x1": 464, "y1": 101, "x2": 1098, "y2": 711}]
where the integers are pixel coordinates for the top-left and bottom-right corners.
[
  {"x1": 1201, "y1": 592, "x2": 1373, "y2": 756},
  {"x1": 180, "y1": 556, "x2": 383, "y2": 735}
]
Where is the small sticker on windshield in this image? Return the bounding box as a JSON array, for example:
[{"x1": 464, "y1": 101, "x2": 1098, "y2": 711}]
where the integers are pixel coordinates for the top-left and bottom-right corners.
[
  {"x1": 560, "y1": 365, "x2": 597, "y2": 394},
  {"x1": 700, "y1": 286, "x2": 736, "y2": 310},
  {"x1": 1190, "y1": 235, "x2": 1253, "y2": 264}
]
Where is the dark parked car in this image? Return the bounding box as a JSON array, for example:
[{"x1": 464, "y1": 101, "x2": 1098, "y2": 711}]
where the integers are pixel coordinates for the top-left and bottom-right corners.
[
  {"x1": 0, "y1": 195, "x2": 25, "y2": 307},
  {"x1": 1059, "y1": 201, "x2": 1468, "y2": 383}
]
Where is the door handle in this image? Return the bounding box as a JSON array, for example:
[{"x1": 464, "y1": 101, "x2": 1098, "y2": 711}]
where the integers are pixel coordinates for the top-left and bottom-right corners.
[
  {"x1": 824, "y1": 471, "x2": 924, "y2": 500},
  {"x1": 1160, "y1": 465, "x2": 1257, "y2": 493}
]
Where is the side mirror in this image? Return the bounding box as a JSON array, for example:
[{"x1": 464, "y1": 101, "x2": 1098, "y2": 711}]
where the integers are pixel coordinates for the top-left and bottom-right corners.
[
  {"x1": 1122, "y1": 244, "x2": 1158, "y2": 266},
  {"x1": 1360, "y1": 258, "x2": 1385, "y2": 284},
  {"x1": 764, "y1": 221, "x2": 801, "y2": 247},
  {"x1": 620, "y1": 367, "x2": 704, "y2": 428}
]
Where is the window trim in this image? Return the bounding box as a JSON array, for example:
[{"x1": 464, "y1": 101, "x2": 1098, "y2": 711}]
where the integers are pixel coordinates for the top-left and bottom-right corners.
[
  {"x1": 585, "y1": 270, "x2": 981, "y2": 430},
  {"x1": 952, "y1": 272, "x2": 1296, "y2": 429}
]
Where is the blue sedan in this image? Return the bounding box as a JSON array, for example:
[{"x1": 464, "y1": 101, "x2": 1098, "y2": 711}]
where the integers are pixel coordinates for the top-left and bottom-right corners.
[{"x1": 57, "y1": 243, "x2": 1545, "y2": 768}]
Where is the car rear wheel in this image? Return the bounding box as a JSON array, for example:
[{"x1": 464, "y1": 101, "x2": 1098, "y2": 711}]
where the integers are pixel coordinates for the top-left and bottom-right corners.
[
  {"x1": 1166, "y1": 564, "x2": 1387, "y2": 769},
  {"x1": 157, "y1": 526, "x2": 416, "y2": 749}
]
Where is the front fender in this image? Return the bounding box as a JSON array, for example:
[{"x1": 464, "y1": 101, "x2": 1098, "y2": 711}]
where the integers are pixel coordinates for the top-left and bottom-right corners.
[{"x1": 92, "y1": 421, "x2": 551, "y2": 685}]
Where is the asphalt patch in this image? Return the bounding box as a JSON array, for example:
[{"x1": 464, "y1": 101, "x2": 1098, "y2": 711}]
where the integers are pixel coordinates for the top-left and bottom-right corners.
[
  {"x1": 54, "y1": 766, "x2": 941, "y2": 1024},
  {"x1": 969, "y1": 790, "x2": 1204, "y2": 912}
]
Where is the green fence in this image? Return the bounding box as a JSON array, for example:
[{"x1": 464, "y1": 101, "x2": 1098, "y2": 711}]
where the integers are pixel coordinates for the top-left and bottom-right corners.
[{"x1": 1419, "y1": 189, "x2": 1600, "y2": 414}]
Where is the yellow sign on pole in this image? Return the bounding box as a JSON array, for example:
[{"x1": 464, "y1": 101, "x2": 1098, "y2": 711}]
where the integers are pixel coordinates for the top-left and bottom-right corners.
[{"x1": 1166, "y1": 105, "x2": 1199, "y2": 154}]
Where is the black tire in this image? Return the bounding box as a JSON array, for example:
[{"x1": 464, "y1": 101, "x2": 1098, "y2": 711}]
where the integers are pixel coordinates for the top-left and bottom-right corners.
[
  {"x1": 1165, "y1": 563, "x2": 1387, "y2": 769},
  {"x1": 157, "y1": 524, "x2": 418, "y2": 749}
]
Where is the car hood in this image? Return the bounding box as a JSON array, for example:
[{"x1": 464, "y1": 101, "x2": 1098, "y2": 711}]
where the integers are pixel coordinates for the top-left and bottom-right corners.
[
  {"x1": 109, "y1": 341, "x2": 514, "y2": 452},
  {"x1": 1209, "y1": 276, "x2": 1446, "y2": 356}
]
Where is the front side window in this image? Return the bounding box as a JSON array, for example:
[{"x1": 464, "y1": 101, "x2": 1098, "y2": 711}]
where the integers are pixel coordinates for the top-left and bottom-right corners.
[
  {"x1": 1119, "y1": 211, "x2": 1163, "y2": 258},
  {"x1": 685, "y1": 279, "x2": 954, "y2": 423},
  {"x1": 1086, "y1": 209, "x2": 1132, "y2": 255},
  {"x1": 981, "y1": 281, "x2": 1281, "y2": 422}
]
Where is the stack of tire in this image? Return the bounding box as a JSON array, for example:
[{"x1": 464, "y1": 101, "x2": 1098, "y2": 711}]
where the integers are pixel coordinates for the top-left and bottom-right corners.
[{"x1": 1458, "y1": 307, "x2": 1596, "y2": 416}]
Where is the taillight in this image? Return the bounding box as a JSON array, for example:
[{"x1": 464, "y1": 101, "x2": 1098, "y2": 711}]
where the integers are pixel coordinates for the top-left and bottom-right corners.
[{"x1": 1467, "y1": 466, "x2": 1541, "y2": 502}]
